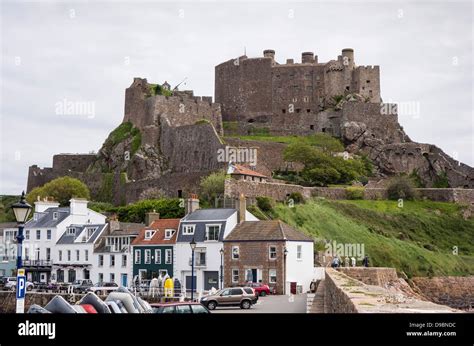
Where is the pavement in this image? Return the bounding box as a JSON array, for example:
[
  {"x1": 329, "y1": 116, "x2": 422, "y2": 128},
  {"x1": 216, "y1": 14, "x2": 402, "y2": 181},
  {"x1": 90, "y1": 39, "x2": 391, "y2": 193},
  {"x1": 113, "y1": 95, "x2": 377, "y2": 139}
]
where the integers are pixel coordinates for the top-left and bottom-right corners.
[{"x1": 212, "y1": 294, "x2": 307, "y2": 313}]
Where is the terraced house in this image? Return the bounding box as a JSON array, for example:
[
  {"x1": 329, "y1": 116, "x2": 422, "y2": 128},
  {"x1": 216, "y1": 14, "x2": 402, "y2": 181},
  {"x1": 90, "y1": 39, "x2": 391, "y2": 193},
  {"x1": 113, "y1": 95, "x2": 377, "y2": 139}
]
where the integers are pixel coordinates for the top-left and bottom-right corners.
[{"x1": 131, "y1": 218, "x2": 180, "y2": 281}]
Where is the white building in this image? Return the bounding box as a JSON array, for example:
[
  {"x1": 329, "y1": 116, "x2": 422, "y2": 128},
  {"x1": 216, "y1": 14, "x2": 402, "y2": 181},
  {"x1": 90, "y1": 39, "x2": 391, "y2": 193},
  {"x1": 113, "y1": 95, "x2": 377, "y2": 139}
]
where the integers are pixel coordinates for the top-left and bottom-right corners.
[
  {"x1": 90, "y1": 221, "x2": 143, "y2": 287},
  {"x1": 174, "y1": 197, "x2": 257, "y2": 294},
  {"x1": 23, "y1": 198, "x2": 106, "y2": 283},
  {"x1": 0, "y1": 223, "x2": 18, "y2": 277},
  {"x1": 53, "y1": 223, "x2": 107, "y2": 283}
]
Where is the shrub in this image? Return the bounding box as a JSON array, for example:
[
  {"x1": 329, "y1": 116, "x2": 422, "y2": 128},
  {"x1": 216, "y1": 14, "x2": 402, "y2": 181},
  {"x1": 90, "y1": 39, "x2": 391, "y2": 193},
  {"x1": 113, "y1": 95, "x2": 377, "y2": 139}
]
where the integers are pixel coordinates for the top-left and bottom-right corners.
[
  {"x1": 256, "y1": 196, "x2": 275, "y2": 212},
  {"x1": 387, "y1": 176, "x2": 417, "y2": 200},
  {"x1": 288, "y1": 192, "x2": 305, "y2": 204},
  {"x1": 345, "y1": 187, "x2": 365, "y2": 200},
  {"x1": 199, "y1": 171, "x2": 226, "y2": 202},
  {"x1": 26, "y1": 177, "x2": 91, "y2": 206},
  {"x1": 115, "y1": 199, "x2": 184, "y2": 223},
  {"x1": 433, "y1": 171, "x2": 449, "y2": 188}
]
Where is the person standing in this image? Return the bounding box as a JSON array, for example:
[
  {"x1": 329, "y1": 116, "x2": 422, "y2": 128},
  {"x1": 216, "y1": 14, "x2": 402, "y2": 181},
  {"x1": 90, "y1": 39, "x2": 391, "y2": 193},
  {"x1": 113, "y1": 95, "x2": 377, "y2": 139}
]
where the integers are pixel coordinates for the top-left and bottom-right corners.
[{"x1": 362, "y1": 255, "x2": 369, "y2": 267}]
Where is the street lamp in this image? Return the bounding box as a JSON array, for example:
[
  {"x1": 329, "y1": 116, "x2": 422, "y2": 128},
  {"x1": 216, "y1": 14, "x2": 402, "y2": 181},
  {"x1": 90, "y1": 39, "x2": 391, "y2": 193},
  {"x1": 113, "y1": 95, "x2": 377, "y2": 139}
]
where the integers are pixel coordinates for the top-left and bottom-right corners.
[
  {"x1": 283, "y1": 247, "x2": 288, "y2": 295},
  {"x1": 11, "y1": 192, "x2": 32, "y2": 270},
  {"x1": 189, "y1": 238, "x2": 196, "y2": 301},
  {"x1": 219, "y1": 247, "x2": 224, "y2": 289}
]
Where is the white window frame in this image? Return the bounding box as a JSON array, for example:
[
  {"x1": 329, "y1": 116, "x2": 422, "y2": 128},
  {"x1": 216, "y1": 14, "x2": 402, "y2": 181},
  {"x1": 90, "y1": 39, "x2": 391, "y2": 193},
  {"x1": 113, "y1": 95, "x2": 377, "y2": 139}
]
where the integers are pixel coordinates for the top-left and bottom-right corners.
[
  {"x1": 183, "y1": 224, "x2": 195, "y2": 235},
  {"x1": 134, "y1": 250, "x2": 141, "y2": 264},
  {"x1": 232, "y1": 246, "x2": 239, "y2": 260},
  {"x1": 110, "y1": 254, "x2": 115, "y2": 267},
  {"x1": 205, "y1": 224, "x2": 220, "y2": 242},
  {"x1": 58, "y1": 250, "x2": 62, "y2": 262},
  {"x1": 232, "y1": 269, "x2": 239, "y2": 283},
  {"x1": 110, "y1": 273, "x2": 115, "y2": 283},
  {"x1": 145, "y1": 249, "x2": 151, "y2": 264},
  {"x1": 67, "y1": 250, "x2": 71, "y2": 261},
  {"x1": 76, "y1": 250, "x2": 80, "y2": 261},
  {"x1": 52, "y1": 212, "x2": 58, "y2": 220},
  {"x1": 122, "y1": 254, "x2": 127, "y2": 267},
  {"x1": 85, "y1": 250, "x2": 88, "y2": 261},
  {"x1": 36, "y1": 230, "x2": 41, "y2": 240},
  {"x1": 269, "y1": 245, "x2": 277, "y2": 260},
  {"x1": 297, "y1": 245, "x2": 302, "y2": 260},
  {"x1": 269, "y1": 269, "x2": 277, "y2": 283},
  {"x1": 25, "y1": 230, "x2": 30, "y2": 240},
  {"x1": 46, "y1": 229, "x2": 51, "y2": 240},
  {"x1": 145, "y1": 230, "x2": 155, "y2": 240},
  {"x1": 165, "y1": 249, "x2": 172, "y2": 264},
  {"x1": 155, "y1": 249, "x2": 161, "y2": 264},
  {"x1": 164, "y1": 229, "x2": 174, "y2": 240},
  {"x1": 98, "y1": 254, "x2": 103, "y2": 267}
]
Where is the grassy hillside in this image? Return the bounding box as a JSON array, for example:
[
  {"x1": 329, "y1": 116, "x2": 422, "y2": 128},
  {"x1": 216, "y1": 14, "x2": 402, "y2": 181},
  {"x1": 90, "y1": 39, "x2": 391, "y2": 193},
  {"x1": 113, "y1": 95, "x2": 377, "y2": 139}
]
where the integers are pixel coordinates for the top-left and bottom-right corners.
[{"x1": 271, "y1": 199, "x2": 474, "y2": 278}]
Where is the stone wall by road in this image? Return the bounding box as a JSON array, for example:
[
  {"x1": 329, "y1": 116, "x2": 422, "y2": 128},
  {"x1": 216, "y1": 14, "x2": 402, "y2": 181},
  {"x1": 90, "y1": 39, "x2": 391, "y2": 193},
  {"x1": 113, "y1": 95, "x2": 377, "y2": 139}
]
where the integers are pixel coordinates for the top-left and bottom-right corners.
[{"x1": 337, "y1": 267, "x2": 398, "y2": 287}]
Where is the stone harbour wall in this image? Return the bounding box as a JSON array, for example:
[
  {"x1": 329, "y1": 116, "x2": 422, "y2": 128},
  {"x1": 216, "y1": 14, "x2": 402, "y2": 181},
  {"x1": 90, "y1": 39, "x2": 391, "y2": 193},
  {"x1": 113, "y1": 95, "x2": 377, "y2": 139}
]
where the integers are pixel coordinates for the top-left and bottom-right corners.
[{"x1": 337, "y1": 267, "x2": 398, "y2": 287}]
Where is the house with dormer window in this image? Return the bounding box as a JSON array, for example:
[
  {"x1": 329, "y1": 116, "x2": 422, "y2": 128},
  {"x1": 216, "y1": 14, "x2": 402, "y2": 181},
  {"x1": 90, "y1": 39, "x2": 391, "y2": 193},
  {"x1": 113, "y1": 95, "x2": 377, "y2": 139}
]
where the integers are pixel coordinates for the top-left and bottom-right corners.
[
  {"x1": 174, "y1": 196, "x2": 258, "y2": 294},
  {"x1": 131, "y1": 218, "x2": 180, "y2": 281},
  {"x1": 53, "y1": 224, "x2": 107, "y2": 283}
]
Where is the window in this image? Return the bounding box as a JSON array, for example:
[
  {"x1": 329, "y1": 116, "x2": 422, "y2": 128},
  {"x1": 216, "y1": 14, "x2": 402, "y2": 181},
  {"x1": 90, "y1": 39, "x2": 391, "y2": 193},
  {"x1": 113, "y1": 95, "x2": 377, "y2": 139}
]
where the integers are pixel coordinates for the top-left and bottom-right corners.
[
  {"x1": 98, "y1": 273, "x2": 103, "y2": 283},
  {"x1": 35, "y1": 247, "x2": 40, "y2": 261},
  {"x1": 134, "y1": 250, "x2": 141, "y2": 264},
  {"x1": 232, "y1": 246, "x2": 239, "y2": 260},
  {"x1": 110, "y1": 255, "x2": 115, "y2": 267},
  {"x1": 59, "y1": 250, "x2": 62, "y2": 262},
  {"x1": 183, "y1": 225, "x2": 195, "y2": 235},
  {"x1": 194, "y1": 251, "x2": 206, "y2": 266},
  {"x1": 25, "y1": 230, "x2": 30, "y2": 240},
  {"x1": 57, "y1": 269, "x2": 64, "y2": 282},
  {"x1": 165, "y1": 229, "x2": 174, "y2": 239},
  {"x1": 76, "y1": 250, "x2": 80, "y2": 261},
  {"x1": 122, "y1": 255, "x2": 127, "y2": 267},
  {"x1": 98, "y1": 255, "x2": 104, "y2": 267},
  {"x1": 46, "y1": 248, "x2": 51, "y2": 261},
  {"x1": 33, "y1": 213, "x2": 38, "y2": 221},
  {"x1": 155, "y1": 249, "x2": 161, "y2": 264},
  {"x1": 310, "y1": 125, "x2": 314, "y2": 130},
  {"x1": 67, "y1": 227, "x2": 75, "y2": 235},
  {"x1": 232, "y1": 269, "x2": 239, "y2": 283},
  {"x1": 176, "y1": 305, "x2": 192, "y2": 314},
  {"x1": 24, "y1": 247, "x2": 29, "y2": 260},
  {"x1": 205, "y1": 225, "x2": 220, "y2": 241},
  {"x1": 110, "y1": 273, "x2": 115, "y2": 283},
  {"x1": 162, "y1": 306, "x2": 175, "y2": 314},
  {"x1": 36, "y1": 230, "x2": 41, "y2": 240},
  {"x1": 86, "y1": 227, "x2": 95, "y2": 239},
  {"x1": 269, "y1": 269, "x2": 277, "y2": 283},
  {"x1": 52, "y1": 212, "x2": 58, "y2": 220},
  {"x1": 230, "y1": 288, "x2": 243, "y2": 295},
  {"x1": 165, "y1": 249, "x2": 172, "y2": 264},
  {"x1": 269, "y1": 246, "x2": 277, "y2": 260},
  {"x1": 145, "y1": 230, "x2": 155, "y2": 240},
  {"x1": 67, "y1": 250, "x2": 71, "y2": 261},
  {"x1": 47, "y1": 230, "x2": 51, "y2": 240},
  {"x1": 145, "y1": 249, "x2": 151, "y2": 264},
  {"x1": 297, "y1": 245, "x2": 302, "y2": 260},
  {"x1": 85, "y1": 250, "x2": 89, "y2": 261},
  {"x1": 282, "y1": 109, "x2": 286, "y2": 114},
  {"x1": 191, "y1": 305, "x2": 209, "y2": 314}
]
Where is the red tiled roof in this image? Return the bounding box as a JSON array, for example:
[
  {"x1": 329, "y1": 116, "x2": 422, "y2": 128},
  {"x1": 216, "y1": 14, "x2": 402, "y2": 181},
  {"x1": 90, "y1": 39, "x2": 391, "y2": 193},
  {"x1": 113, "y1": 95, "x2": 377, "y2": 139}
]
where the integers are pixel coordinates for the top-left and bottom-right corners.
[
  {"x1": 131, "y1": 219, "x2": 180, "y2": 245},
  {"x1": 231, "y1": 164, "x2": 268, "y2": 178}
]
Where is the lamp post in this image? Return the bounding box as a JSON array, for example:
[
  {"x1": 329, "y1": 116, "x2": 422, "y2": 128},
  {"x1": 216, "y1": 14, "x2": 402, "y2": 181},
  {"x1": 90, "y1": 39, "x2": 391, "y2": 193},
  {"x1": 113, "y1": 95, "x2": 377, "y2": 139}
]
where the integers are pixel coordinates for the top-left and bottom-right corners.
[
  {"x1": 189, "y1": 238, "x2": 196, "y2": 301},
  {"x1": 11, "y1": 192, "x2": 32, "y2": 270},
  {"x1": 219, "y1": 247, "x2": 224, "y2": 289},
  {"x1": 283, "y1": 247, "x2": 288, "y2": 295}
]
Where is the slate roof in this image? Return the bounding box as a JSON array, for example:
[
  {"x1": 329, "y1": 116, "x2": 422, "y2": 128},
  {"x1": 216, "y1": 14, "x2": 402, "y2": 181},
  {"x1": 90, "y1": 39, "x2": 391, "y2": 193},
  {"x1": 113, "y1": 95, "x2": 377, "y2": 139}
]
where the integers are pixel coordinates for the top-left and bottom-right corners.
[
  {"x1": 56, "y1": 224, "x2": 107, "y2": 244},
  {"x1": 25, "y1": 207, "x2": 70, "y2": 228},
  {"x1": 224, "y1": 220, "x2": 313, "y2": 242},
  {"x1": 176, "y1": 208, "x2": 237, "y2": 243},
  {"x1": 131, "y1": 219, "x2": 180, "y2": 246},
  {"x1": 0, "y1": 222, "x2": 17, "y2": 229}
]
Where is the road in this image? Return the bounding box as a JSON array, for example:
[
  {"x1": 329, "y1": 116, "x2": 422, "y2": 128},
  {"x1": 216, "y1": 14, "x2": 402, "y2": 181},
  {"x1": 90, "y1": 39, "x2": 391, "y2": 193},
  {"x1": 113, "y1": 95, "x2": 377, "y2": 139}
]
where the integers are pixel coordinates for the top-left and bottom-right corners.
[{"x1": 212, "y1": 294, "x2": 307, "y2": 313}]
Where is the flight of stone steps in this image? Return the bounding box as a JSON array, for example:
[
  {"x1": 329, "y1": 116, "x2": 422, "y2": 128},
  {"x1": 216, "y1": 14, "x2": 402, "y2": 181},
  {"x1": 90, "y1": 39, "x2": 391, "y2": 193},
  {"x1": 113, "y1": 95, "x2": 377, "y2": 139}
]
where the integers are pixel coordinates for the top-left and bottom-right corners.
[{"x1": 306, "y1": 279, "x2": 326, "y2": 313}]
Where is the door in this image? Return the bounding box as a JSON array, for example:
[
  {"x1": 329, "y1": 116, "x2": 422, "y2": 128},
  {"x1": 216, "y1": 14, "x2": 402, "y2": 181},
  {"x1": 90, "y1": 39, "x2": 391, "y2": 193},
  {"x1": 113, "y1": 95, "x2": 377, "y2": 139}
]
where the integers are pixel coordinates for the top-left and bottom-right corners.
[
  {"x1": 121, "y1": 274, "x2": 128, "y2": 287},
  {"x1": 229, "y1": 288, "x2": 244, "y2": 304},
  {"x1": 185, "y1": 275, "x2": 197, "y2": 293},
  {"x1": 68, "y1": 270, "x2": 76, "y2": 283},
  {"x1": 204, "y1": 271, "x2": 218, "y2": 291},
  {"x1": 251, "y1": 269, "x2": 257, "y2": 283}
]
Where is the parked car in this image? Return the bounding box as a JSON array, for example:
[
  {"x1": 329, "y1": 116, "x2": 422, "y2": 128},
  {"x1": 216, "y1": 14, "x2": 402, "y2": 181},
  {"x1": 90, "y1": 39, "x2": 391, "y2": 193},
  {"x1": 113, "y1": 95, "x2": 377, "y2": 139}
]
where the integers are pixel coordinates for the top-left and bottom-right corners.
[
  {"x1": 200, "y1": 287, "x2": 258, "y2": 310},
  {"x1": 87, "y1": 282, "x2": 119, "y2": 295},
  {"x1": 246, "y1": 282, "x2": 271, "y2": 296},
  {"x1": 151, "y1": 302, "x2": 210, "y2": 314},
  {"x1": 71, "y1": 279, "x2": 93, "y2": 293},
  {"x1": 2, "y1": 277, "x2": 34, "y2": 291}
]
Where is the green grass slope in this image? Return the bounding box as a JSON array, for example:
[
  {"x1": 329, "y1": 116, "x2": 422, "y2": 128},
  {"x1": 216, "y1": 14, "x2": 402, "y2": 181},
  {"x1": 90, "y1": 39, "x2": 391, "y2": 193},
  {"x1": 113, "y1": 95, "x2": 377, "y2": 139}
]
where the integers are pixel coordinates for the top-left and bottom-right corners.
[{"x1": 272, "y1": 199, "x2": 474, "y2": 278}]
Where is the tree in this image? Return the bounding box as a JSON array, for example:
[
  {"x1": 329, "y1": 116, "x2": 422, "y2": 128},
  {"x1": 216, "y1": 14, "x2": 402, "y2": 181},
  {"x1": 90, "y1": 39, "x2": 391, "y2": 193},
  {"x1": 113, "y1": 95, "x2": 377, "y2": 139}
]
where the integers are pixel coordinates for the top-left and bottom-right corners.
[
  {"x1": 199, "y1": 171, "x2": 226, "y2": 202},
  {"x1": 26, "y1": 177, "x2": 91, "y2": 206}
]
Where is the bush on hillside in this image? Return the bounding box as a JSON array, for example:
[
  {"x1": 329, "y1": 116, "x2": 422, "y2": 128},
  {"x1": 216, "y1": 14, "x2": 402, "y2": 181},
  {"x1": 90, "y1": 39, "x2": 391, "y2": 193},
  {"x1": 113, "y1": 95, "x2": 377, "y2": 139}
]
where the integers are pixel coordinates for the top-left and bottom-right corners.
[
  {"x1": 26, "y1": 177, "x2": 91, "y2": 206},
  {"x1": 256, "y1": 196, "x2": 275, "y2": 213},
  {"x1": 387, "y1": 176, "x2": 417, "y2": 200},
  {"x1": 345, "y1": 187, "x2": 365, "y2": 200}
]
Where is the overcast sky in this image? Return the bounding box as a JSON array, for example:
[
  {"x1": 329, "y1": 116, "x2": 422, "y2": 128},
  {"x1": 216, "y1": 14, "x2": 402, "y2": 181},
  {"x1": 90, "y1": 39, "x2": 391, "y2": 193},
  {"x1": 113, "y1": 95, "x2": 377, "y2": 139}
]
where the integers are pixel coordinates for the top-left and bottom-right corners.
[{"x1": 1, "y1": 0, "x2": 472, "y2": 195}]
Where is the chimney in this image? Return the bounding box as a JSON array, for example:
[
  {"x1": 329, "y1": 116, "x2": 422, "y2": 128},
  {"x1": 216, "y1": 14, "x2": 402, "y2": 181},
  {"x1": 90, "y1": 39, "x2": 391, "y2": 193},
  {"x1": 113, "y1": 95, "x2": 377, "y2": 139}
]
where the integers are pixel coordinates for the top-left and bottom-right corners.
[
  {"x1": 34, "y1": 199, "x2": 60, "y2": 213},
  {"x1": 69, "y1": 198, "x2": 88, "y2": 216},
  {"x1": 238, "y1": 193, "x2": 246, "y2": 223},
  {"x1": 145, "y1": 210, "x2": 160, "y2": 226},
  {"x1": 185, "y1": 194, "x2": 200, "y2": 215},
  {"x1": 263, "y1": 49, "x2": 275, "y2": 60},
  {"x1": 286, "y1": 58, "x2": 294, "y2": 64}
]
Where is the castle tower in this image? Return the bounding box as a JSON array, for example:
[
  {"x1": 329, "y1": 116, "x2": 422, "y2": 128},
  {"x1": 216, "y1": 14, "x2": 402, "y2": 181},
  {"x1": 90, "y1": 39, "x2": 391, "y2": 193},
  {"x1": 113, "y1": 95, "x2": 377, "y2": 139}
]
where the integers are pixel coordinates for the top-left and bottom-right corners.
[
  {"x1": 263, "y1": 49, "x2": 275, "y2": 61},
  {"x1": 341, "y1": 48, "x2": 355, "y2": 69},
  {"x1": 301, "y1": 52, "x2": 315, "y2": 64}
]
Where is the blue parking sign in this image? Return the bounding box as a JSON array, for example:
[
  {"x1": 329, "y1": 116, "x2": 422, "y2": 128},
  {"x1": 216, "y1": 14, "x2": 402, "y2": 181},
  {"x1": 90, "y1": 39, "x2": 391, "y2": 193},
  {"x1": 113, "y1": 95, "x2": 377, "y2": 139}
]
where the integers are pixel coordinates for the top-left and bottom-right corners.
[{"x1": 16, "y1": 276, "x2": 26, "y2": 299}]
